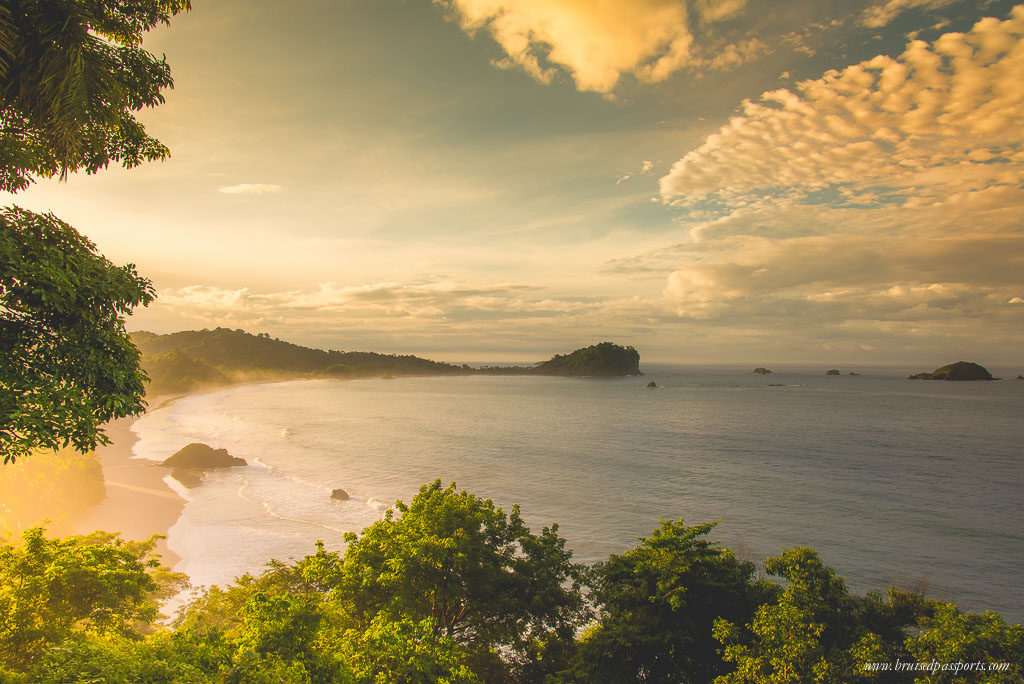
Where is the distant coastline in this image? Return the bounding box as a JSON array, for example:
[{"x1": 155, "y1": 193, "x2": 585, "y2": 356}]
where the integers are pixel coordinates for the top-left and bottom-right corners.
[{"x1": 134, "y1": 328, "x2": 642, "y2": 396}]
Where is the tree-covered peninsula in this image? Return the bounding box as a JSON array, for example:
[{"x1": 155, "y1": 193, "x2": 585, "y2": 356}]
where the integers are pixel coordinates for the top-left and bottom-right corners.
[{"x1": 133, "y1": 329, "x2": 643, "y2": 394}]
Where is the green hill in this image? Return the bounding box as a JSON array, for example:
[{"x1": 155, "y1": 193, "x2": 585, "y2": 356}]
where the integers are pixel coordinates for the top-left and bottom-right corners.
[
  {"x1": 132, "y1": 328, "x2": 463, "y2": 395},
  {"x1": 533, "y1": 341, "x2": 641, "y2": 377}
]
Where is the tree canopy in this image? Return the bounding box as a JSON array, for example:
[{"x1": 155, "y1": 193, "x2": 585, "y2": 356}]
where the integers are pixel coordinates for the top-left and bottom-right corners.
[
  {"x1": 0, "y1": 493, "x2": 1021, "y2": 682},
  {"x1": 0, "y1": 206, "x2": 154, "y2": 463},
  {"x1": 0, "y1": 0, "x2": 190, "y2": 192}
]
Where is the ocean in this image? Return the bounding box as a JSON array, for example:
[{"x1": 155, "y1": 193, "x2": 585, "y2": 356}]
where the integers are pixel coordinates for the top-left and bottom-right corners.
[{"x1": 131, "y1": 364, "x2": 1024, "y2": 622}]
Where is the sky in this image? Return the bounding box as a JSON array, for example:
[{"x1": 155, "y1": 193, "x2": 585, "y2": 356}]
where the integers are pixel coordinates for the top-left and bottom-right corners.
[{"x1": 5, "y1": 0, "x2": 1024, "y2": 364}]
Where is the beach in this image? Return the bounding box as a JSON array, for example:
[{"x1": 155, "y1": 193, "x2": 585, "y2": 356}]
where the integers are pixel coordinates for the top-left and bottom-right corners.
[{"x1": 71, "y1": 410, "x2": 185, "y2": 569}]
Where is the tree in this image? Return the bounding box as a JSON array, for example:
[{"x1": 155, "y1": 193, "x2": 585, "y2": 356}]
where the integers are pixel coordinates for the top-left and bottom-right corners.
[
  {"x1": 0, "y1": 206, "x2": 154, "y2": 463},
  {"x1": 0, "y1": 527, "x2": 185, "y2": 671},
  {"x1": 0, "y1": 0, "x2": 190, "y2": 192},
  {"x1": 569, "y1": 518, "x2": 776, "y2": 682},
  {"x1": 906, "y1": 603, "x2": 1024, "y2": 683},
  {"x1": 329, "y1": 480, "x2": 589, "y2": 680},
  {"x1": 713, "y1": 547, "x2": 897, "y2": 683}
]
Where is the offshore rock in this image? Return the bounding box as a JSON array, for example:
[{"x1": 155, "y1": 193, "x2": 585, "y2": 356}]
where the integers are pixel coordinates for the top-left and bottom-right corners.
[
  {"x1": 825, "y1": 369, "x2": 841, "y2": 375},
  {"x1": 646, "y1": 381, "x2": 657, "y2": 388},
  {"x1": 752, "y1": 368, "x2": 773, "y2": 374},
  {"x1": 908, "y1": 361, "x2": 994, "y2": 381},
  {"x1": 331, "y1": 488, "x2": 350, "y2": 500},
  {"x1": 161, "y1": 443, "x2": 247, "y2": 468}
]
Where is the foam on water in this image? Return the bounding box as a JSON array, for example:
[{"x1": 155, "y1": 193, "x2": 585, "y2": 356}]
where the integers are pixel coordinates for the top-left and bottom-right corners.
[{"x1": 133, "y1": 368, "x2": 1024, "y2": 622}]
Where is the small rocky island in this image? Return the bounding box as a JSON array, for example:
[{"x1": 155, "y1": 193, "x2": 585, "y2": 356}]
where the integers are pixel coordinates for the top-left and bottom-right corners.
[
  {"x1": 752, "y1": 367, "x2": 773, "y2": 374},
  {"x1": 825, "y1": 369, "x2": 841, "y2": 376},
  {"x1": 908, "y1": 361, "x2": 994, "y2": 381},
  {"x1": 161, "y1": 443, "x2": 248, "y2": 468},
  {"x1": 476, "y1": 342, "x2": 642, "y2": 377}
]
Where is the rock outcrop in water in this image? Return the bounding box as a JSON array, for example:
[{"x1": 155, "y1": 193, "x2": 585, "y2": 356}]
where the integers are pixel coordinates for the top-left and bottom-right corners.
[
  {"x1": 752, "y1": 367, "x2": 773, "y2": 374},
  {"x1": 908, "y1": 361, "x2": 993, "y2": 381},
  {"x1": 331, "y1": 488, "x2": 350, "y2": 500},
  {"x1": 161, "y1": 443, "x2": 247, "y2": 468},
  {"x1": 531, "y1": 342, "x2": 642, "y2": 377},
  {"x1": 825, "y1": 369, "x2": 841, "y2": 375},
  {"x1": 645, "y1": 381, "x2": 657, "y2": 388}
]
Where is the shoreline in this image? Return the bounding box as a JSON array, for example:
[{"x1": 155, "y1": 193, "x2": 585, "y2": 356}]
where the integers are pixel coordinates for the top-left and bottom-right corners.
[
  {"x1": 68, "y1": 380, "x2": 313, "y2": 574},
  {"x1": 71, "y1": 395, "x2": 189, "y2": 569}
]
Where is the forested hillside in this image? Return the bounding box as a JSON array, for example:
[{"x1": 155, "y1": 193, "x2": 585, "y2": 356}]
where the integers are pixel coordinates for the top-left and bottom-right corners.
[{"x1": 132, "y1": 328, "x2": 465, "y2": 394}]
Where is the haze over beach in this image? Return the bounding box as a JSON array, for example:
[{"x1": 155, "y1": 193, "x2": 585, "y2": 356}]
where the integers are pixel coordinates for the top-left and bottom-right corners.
[
  {"x1": 3, "y1": 0, "x2": 1024, "y2": 681},
  {"x1": 6, "y1": 0, "x2": 1023, "y2": 364}
]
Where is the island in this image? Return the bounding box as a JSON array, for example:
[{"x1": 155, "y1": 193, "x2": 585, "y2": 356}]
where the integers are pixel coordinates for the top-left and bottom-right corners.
[
  {"x1": 825, "y1": 369, "x2": 841, "y2": 375},
  {"x1": 133, "y1": 329, "x2": 643, "y2": 393},
  {"x1": 907, "y1": 361, "x2": 994, "y2": 381},
  {"x1": 752, "y1": 367, "x2": 773, "y2": 374}
]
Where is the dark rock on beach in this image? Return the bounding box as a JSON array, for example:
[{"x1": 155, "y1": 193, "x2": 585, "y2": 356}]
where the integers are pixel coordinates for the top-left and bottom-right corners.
[
  {"x1": 331, "y1": 488, "x2": 350, "y2": 500},
  {"x1": 161, "y1": 443, "x2": 247, "y2": 468},
  {"x1": 908, "y1": 361, "x2": 993, "y2": 381},
  {"x1": 170, "y1": 469, "x2": 205, "y2": 489},
  {"x1": 646, "y1": 381, "x2": 657, "y2": 388}
]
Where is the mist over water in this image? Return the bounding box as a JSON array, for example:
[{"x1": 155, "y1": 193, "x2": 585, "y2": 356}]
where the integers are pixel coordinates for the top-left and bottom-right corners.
[{"x1": 132, "y1": 366, "x2": 1024, "y2": 621}]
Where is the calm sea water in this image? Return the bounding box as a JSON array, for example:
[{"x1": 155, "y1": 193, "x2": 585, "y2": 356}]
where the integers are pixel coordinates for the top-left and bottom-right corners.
[{"x1": 132, "y1": 365, "x2": 1024, "y2": 622}]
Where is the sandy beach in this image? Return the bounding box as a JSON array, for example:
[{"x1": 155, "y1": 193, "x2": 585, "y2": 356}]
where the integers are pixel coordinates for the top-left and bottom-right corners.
[{"x1": 71, "y1": 408, "x2": 185, "y2": 569}]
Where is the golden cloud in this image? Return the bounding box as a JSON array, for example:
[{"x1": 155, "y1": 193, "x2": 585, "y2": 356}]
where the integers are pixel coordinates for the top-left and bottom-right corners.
[{"x1": 436, "y1": 0, "x2": 759, "y2": 92}]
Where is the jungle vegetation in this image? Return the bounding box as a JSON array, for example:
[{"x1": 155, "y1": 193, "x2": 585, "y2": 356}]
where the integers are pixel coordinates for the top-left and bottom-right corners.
[{"x1": 0, "y1": 482, "x2": 1020, "y2": 683}]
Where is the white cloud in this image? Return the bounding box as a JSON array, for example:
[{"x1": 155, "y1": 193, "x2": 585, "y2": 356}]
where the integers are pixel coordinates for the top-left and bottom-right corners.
[{"x1": 218, "y1": 183, "x2": 283, "y2": 195}]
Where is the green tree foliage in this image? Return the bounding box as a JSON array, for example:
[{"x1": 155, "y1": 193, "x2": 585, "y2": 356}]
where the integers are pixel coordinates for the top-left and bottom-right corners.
[
  {"x1": 713, "y1": 547, "x2": 916, "y2": 683},
  {"x1": 0, "y1": 488, "x2": 1020, "y2": 682},
  {"x1": 336, "y1": 616, "x2": 482, "y2": 683},
  {"x1": 0, "y1": 207, "x2": 155, "y2": 463},
  {"x1": 570, "y1": 519, "x2": 778, "y2": 682},
  {"x1": 905, "y1": 603, "x2": 1024, "y2": 683},
  {"x1": 0, "y1": 0, "x2": 190, "y2": 192},
  {"x1": 330, "y1": 481, "x2": 588, "y2": 680},
  {"x1": 0, "y1": 527, "x2": 185, "y2": 672}
]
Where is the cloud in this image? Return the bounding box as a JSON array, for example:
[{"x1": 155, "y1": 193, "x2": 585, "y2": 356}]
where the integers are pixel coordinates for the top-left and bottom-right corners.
[
  {"x1": 660, "y1": 9, "x2": 1024, "y2": 207},
  {"x1": 134, "y1": 279, "x2": 682, "y2": 359},
  {"x1": 436, "y1": 0, "x2": 763, "y2": 92},
  {"x1": 153, "y1": 280, "x2": 603, "y2": 326},
  {"x1": 860, "y1": 0, "x2": 959, "y2": 28},
  {"x1": 637, "y1": 9, "x2": 1024, "y2": 353},
  {"x1": 218, "y1": 183, "x2": 283, "y2": 195}
]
